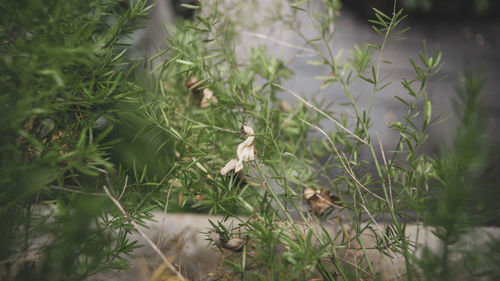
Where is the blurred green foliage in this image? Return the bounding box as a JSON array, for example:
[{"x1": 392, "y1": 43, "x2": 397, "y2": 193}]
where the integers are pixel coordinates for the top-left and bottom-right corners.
[
  {"x1": 414, "y1": 71, "x2": 500, "y2": 280},
  {"x1": 343, "y1": 0, "x2": 498, "y2": 19},
  {"x1": 0, "y1": 0, "x2": 152, "y2": 279}
]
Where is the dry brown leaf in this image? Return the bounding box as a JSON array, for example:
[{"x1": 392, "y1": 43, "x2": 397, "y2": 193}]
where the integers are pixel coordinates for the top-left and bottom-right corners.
[
  {"x1": 303, "y1": 187, "x2": 343, "y2": 215},
  {"x1": 185, "y1": 76, "x2": 202, "y2": 92}
]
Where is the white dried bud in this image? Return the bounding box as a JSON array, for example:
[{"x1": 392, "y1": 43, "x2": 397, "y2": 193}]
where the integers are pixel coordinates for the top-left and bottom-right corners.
[
  {"x1": 200, "y1": 88, "x2": 218, "y2": 107},
  {"x1": 208, "y1": 231, "x2": 224, "y2": 248},
  {"x1": 223, "y1": 237, "x2": 246, "y2": 252}
]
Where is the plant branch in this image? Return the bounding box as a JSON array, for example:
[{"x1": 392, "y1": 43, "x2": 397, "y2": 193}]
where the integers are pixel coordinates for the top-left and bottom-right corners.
[{"x1": 102, "y1": 185, "x2": 187, "y2": 281}]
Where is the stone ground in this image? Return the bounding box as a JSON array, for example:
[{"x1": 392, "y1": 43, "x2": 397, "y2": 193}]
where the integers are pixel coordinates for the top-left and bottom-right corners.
[
  {"x1": 236, "y1": 0, "x2": 500, "y2": 152},
  {"x1": 94, "y1": 212, "x2": 500, "y2": 281}
]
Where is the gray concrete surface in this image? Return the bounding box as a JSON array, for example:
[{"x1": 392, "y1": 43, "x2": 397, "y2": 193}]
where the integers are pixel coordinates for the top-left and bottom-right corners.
[
  {"x1": 260, "y1": 2, "x2": 498, "y2": 151},
  {"x1": 93, "y1": 212, "x2": 500, "y2": 281},
  {"x1": 134, "y1": 0, "x2": 499, "y2": 150}
]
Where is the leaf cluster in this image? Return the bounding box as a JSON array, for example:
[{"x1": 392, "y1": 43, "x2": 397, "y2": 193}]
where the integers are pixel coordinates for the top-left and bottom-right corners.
[{"x1": 0, "y1": 0, "x2": 153, "y2": 279}]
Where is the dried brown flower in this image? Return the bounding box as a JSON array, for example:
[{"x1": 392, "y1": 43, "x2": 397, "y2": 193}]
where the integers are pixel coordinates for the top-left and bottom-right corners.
[
  {"x1": 185, "y1": 76, "x2": 218, "y2": 107},
  {"x1": 224, "y1": 238, "x2": 246, "y2": 252},
  {"x1": 303, "y1": 187, "x2": 343, "y2": 215},
  {"x1": 208, "y1": 231, "x2": 247, "y2": 252},
  {"x1": 200, "y1": 88, "x2": 218, "y2": 107},
  {"x1": 185, "y1": 76, "x2": 202, "y2": 92}
]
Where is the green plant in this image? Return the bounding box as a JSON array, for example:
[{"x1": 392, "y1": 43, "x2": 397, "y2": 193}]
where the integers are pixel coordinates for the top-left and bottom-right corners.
[
  {"x1": 0, "y1": 0, "x2": 152, "y2": 280},
  {"x1": 414, "y1": 71, "x2": 500, "y2": 281},
  {"x1": 130, "y1": 1, "x2": 498, "y2": 280},
  {"x1": 2, "y1": 0, "x2": 498, "y2": 280},
  {"x1": 343, "y1": 0, "x2": 497, "y2": 18}
]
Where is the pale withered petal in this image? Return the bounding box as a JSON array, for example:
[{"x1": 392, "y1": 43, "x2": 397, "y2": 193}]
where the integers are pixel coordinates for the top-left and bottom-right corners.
[
  {"x1": 303, "y1": 187, "x2": 316, "y2": 200},
  {"x1": 242, "y1": 125, "x2": 254, "y2": 135},
  {"x1": 200, "y1": 88, "x2": 218, "y2": 107},
  {"x1": 221, "y1": 159, "x2": 239, "y2": 176},
  {"x1": 236, "y1": 138, "x2": 255, "y2": 162},
  {"x1": 233, "y1": 159, "x2": 244, "y2": 173},
  {"x1": 223, "y1": 237, "x2": 246, "y2": 252},
  {"x1": 221, "y1": 159, "x2": 244, "y2": 175},
  {"x1": 208, "y1": 231, "x2": 224, "y2": 248},
  {"x1": 221, "y1": 125, "x2": 256, "y2": 175}
]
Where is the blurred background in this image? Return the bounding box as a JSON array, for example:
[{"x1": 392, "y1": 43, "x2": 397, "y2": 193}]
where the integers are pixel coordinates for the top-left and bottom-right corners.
[{"x1": 132, "y1": 0, "x2": 500, "y2": 152}]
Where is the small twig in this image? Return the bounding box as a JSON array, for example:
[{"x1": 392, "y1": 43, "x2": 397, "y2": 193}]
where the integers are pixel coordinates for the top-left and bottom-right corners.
[
  {"x1": 118, "y1": 175, "x2": 129, "y2": 201},
  {"x1": 339, "y1": 255, "x2": 371, "y2": 276},
  {"x1": 306, "y1": 124, "x2": 391, "y2": 244},
  {"x1": 343, "y1": 154, "x2": 392, "y2": 243},
  {"x1": 275, "y1": 83, "x2": 367, "y2": 145},
  {"x1": 242, "y1": 31, "x2": 318, "y2": 55},
  {"x1": 104, "y1": 173, "x2": 117, "y2": 196},
  {"x1": 156, "y1": 176, "x2": 176, "y2": 248},
  {"x1": 301, "y1": 119, "x2": 385, "y2": 202},
  {"x1": 328, "y1": 7, "x2": 335, "y2": 36},
  {"x1": 376, "y1": 132, "x2": 393, "y2": 209},
  {"x1": 359, "y1": 204, "x2": 387, "y2": 241},
  {"x1": 303, "y1": 121, "x2": 393, "y2": 258},
  {"x1": 281, "y1": 109, "x2": 296, "y2": 128},
  {"x1": 49, "y1": 185, "x2": 105, "y2": 196},
  {"x1": 102, "y1": 185, "x2": 186, "y2": 281},
  {"x1": 174, "y1": 111, "x2": 240, "y2": 134},
  {"x1": 314, "y1": 191, "x2": 342, "y2": 210}
]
